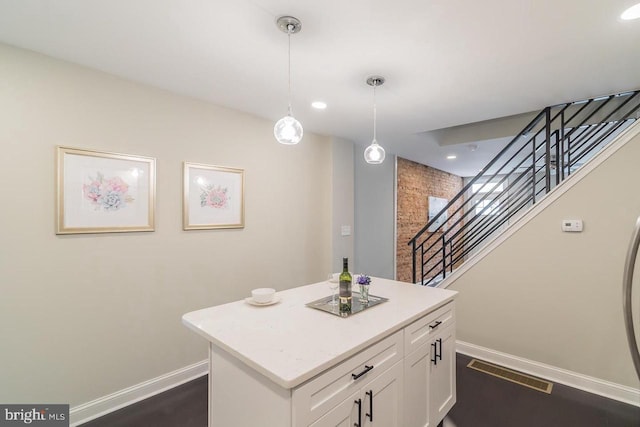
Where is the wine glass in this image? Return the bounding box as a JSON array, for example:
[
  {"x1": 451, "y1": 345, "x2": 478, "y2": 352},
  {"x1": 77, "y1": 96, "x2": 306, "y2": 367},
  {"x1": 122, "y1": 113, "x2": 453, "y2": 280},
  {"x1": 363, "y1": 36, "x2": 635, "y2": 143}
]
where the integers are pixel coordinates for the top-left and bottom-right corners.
[{"x1": 327, "y1": 274, "x2": 339, "y2": 306}]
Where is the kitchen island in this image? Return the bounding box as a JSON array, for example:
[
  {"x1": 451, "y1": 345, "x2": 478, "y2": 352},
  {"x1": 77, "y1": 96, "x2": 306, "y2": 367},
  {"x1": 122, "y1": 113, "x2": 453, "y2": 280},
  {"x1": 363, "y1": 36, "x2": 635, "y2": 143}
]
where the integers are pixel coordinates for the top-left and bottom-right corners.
[{"x1": 183, "y1": 277, "x2": 457, "y2": 426}]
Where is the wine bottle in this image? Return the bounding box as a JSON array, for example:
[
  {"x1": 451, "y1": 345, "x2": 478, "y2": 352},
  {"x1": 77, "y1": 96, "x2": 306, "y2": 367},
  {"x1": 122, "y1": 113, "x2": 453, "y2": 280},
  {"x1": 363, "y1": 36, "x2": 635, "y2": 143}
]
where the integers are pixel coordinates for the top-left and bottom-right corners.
[{"x1": 339, "y1": 257, "x2": 352, "y2": 313}]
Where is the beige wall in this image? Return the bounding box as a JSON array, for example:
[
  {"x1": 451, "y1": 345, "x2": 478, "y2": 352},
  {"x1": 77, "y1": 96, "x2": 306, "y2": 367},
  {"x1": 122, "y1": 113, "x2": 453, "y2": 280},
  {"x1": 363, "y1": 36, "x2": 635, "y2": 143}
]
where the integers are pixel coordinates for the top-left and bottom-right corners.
[
  {"x1": 330, "y1": 137, "x2": 355, "y2": 273},
  {"x1": 0, "y1": 44, "x2": 331, "y2": 405},
  {"x1": 448, "y1": 125, "x2": 640, "y2": 388}
]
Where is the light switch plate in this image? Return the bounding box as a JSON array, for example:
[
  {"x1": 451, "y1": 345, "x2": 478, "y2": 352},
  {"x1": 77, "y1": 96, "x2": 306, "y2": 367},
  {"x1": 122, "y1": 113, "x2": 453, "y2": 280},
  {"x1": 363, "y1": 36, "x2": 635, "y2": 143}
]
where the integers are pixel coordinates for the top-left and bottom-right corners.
[{"x1": 341, "y1": 225, "x2": 351, "y2": 236}]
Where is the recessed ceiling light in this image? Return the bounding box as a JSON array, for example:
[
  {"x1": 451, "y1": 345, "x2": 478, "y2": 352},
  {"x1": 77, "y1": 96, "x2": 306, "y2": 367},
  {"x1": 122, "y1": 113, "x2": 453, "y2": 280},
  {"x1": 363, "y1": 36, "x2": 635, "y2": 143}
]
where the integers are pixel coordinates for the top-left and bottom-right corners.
[
  {"x1": 621, "y1": 3, "x2": 640, "y2": 20},
  {"x1": 446, "y1": 155, "x2": 457, "y2": 160},
  {"x1": 311, "y1": 101, "x2": 327, "y2": 110}
]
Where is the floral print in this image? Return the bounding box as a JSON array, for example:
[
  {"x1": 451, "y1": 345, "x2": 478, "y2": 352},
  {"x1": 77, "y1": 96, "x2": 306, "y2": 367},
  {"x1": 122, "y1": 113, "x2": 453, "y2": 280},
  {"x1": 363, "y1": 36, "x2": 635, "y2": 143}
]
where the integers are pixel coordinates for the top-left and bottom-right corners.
[
  {"x1": 83, "y1": 172, "x2": 134, "y2": 211},
  {"x1": 200, "y1": 184, "x2": 229, "y2": 209}
]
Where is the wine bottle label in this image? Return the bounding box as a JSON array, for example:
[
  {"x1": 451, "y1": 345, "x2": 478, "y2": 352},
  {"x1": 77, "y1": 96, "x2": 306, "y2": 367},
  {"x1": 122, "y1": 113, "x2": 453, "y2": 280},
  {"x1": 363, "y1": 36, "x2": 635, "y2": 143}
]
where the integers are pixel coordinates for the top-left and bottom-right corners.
[{"x1": 339, "y1": 280, "x2": 352, "y2": 298}]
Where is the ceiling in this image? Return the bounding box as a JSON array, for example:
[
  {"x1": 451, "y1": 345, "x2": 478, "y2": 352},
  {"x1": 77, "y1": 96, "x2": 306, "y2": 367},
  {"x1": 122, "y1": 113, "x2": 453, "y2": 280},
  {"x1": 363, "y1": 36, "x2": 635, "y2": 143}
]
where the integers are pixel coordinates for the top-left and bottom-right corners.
[{"x1": 1, "y1": 0, "x2": 639, "y2": 176}]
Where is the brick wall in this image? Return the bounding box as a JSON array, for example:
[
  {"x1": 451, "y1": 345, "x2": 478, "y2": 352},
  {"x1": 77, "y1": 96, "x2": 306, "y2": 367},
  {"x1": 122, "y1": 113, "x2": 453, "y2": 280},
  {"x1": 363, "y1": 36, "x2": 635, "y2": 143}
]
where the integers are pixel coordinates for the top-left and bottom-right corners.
[{"x1": 396, "y1": 157, "x2": 464, "y2": 283}]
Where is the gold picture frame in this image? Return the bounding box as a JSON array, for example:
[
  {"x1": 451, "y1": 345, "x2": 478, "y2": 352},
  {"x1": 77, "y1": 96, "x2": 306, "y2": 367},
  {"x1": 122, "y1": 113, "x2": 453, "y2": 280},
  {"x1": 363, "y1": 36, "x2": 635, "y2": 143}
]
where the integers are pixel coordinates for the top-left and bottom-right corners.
[
  {"x1": 56, "y1": 146, "x2": 156, "y2": 234},
  {"x1": 183, "y1": 162, "x2": 245, "y2": 230}
]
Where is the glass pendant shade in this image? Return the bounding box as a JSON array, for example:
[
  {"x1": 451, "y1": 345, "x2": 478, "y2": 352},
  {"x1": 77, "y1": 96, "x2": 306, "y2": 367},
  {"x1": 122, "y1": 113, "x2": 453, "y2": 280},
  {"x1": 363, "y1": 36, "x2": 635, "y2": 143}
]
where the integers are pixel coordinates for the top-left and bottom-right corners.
[
  {"x1": 364, "y1": 139, "x2": 386, "y2": 164},
  {"x1": 364, "y1": 76, "x2": 386, "y2": 164},
  {"x1": 621, "y1": 3, "x2": 640, "y2": 20},
  {"x1": 274, "y1": 114, "x2": 303, "y2": 145}
]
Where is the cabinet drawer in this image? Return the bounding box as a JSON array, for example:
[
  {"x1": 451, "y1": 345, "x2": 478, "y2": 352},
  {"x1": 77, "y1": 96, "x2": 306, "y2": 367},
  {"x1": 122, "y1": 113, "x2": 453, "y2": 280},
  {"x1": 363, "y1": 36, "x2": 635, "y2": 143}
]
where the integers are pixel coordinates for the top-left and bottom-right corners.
[
  {"x1": 292, "y1": 330, "x2": 404, "y2": 426},
  {"x1": 404, "y1": 301, "x2": 455, "y2": 356}
]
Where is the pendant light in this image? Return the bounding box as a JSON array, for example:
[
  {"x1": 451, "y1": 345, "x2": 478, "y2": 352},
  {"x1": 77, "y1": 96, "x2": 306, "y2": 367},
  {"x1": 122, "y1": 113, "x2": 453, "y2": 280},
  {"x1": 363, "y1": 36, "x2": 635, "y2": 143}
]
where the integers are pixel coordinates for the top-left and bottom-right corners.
[
  {"x1": 621, "y1": 3, "x2": 640, "y2": 20},
  {"x1": 274, "y1": 16, "x2": 303, "y2": 145},
  {"x1": 364, "y1": 76, "x2": 386, "y2": 164}
]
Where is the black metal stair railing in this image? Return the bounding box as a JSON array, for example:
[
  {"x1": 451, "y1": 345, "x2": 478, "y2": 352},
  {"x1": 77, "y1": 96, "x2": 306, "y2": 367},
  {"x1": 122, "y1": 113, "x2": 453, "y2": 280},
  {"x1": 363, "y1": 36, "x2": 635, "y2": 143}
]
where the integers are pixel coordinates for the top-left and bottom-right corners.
[{"x1": 408, "y1": 90, "x2": 640, "y2": 286}]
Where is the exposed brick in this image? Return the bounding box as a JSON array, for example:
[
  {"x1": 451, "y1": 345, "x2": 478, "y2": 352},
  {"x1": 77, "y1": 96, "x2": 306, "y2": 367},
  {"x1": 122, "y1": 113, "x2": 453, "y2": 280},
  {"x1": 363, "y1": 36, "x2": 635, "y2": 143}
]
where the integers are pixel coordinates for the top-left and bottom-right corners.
[{"x1": 396, "y1": 157, "x2": 464, "y2": 283}]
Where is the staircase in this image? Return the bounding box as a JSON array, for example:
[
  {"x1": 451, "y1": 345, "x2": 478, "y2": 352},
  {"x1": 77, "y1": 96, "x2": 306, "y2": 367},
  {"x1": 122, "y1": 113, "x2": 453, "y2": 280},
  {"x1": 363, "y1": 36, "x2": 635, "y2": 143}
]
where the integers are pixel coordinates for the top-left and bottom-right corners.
[{"x1": 408, "y1": 90, "x2": 640, "y2": 286}]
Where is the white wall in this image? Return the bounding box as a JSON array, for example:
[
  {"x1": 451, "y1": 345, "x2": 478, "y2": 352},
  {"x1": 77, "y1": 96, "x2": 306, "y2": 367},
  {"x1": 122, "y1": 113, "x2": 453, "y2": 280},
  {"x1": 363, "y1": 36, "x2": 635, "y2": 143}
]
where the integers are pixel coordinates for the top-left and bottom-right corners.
[
  {"x1": 448, "y1": 124, "x2": 640, "y2": 389},
  {"x1": 354, "y1": 146, "x2": 396, "y2": 278},
  {"x1": 0, "y1": 44, "x2": 332, "y2": 405}
]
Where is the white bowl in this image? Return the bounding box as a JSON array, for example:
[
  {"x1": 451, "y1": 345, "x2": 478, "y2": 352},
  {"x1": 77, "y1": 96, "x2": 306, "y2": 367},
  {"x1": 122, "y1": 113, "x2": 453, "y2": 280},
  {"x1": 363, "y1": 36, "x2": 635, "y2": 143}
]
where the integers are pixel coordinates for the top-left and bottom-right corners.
[{"x1": 251, "y1": 288, "x2": 276, "y2": 304}]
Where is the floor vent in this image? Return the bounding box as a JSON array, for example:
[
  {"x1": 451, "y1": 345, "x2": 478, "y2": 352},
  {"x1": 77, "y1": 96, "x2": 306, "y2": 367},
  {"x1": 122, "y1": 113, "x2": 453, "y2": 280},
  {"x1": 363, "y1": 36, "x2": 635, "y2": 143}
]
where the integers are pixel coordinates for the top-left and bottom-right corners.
[{"x1": 467, "y1": 359, "x2": 553, "y2": 394}]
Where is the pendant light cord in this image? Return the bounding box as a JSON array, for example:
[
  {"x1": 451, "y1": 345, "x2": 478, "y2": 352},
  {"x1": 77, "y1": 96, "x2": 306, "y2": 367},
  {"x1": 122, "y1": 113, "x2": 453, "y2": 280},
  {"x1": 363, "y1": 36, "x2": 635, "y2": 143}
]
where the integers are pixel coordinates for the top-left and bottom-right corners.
[
  {"x1": 287, "y1": 25, "x2": 293, "y2": 116},
  {"x1": 373, "y1": 81, "x2": 377, "y2": 142}
]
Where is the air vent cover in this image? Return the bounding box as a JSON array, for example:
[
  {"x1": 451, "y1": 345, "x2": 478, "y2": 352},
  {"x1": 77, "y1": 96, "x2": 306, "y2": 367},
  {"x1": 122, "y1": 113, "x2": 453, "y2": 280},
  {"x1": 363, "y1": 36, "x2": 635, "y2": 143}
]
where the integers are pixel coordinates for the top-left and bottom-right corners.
[{"x1": 467, "y1": 359, "x2": 553, "y2": 394}]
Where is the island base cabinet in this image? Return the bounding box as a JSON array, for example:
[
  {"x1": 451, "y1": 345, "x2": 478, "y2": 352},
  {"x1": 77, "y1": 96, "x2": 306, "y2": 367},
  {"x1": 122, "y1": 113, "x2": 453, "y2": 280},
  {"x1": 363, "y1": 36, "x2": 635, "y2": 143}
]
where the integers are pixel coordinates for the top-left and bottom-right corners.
[
  {"x1": 404, "y1": 341, "x2": 432, "y2": 427},
  {"x1": 293, "y1": 331, "x2": 404, "y2": 426},
  {"x1": 404, "y1": 324, "x2": 456, "y2": 427},
  {"x1": 209, "y1": 344, "x2": 292, "y2": 427},
  {"x1": 183, "y1": 280, "x2": 457, "y2": 427},
  {"x1": 309, "y1": 391, "x2": 360, "y2": 427},
  {"x1": 430, "y1": 325, "x2": 456, "y2": 425},
  {"x1": 203, "y1": 302, "x2": 455, "y2": 427},
  {"x1": 363, "y1": 361, "x2": 404, "y2": 426},
  {"x1": 311, "y1": 361, "x2": 404, "y2": 427}
]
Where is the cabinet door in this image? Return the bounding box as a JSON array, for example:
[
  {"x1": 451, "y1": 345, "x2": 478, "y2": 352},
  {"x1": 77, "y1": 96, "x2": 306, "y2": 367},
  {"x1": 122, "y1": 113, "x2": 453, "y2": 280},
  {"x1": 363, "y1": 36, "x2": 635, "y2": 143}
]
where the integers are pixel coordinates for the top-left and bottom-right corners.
[
  {"x1": 313, "y1": 362, "x2": 404, "y2": 427},
  {"x1": 362, "y1": 361, "x2": 404, "y2": 427},
  {"x1": 404, "y1": 342, "x2": 431, "y2": 427},
  {"x1": 310, "y1": 391, "x2": 360, "y2": 427},
  {"x1": 429, "y1": 326, "x2": 456, "y2": 427},
  {"x1": 293, "y1": 330, "x2": 404, "y2": 426}
]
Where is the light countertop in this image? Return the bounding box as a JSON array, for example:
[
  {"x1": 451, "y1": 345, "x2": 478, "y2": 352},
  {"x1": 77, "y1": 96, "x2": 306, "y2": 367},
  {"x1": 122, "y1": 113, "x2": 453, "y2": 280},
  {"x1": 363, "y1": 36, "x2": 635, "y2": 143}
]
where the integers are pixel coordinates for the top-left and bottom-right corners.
[{"x1": 182, "y1": 277, "x2": 457, "y2": 389}]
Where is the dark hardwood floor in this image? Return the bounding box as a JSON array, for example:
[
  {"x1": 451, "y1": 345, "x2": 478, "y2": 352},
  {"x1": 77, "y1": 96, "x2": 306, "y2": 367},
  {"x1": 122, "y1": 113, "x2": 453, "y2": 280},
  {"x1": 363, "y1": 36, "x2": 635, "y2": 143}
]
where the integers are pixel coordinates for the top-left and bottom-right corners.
[
  {"x1": 83, "y1": 354, "x2": 639, "y2": 426},
  {"x1": 82, "y1": 376, "x2": 207, "y2": 427},
  {"x1": 447, "y1": 353, "x2": 639, "y2": 427}
]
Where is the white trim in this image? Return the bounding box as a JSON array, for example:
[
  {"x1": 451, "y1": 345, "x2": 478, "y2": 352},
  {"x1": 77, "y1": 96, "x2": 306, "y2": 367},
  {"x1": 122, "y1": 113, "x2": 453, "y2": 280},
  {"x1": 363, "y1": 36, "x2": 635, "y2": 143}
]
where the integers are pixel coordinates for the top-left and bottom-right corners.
[
  {"x1": 438, "y1": 119, "x2": 640, "y2": 289},
  {"x1": 457, "y1": 340, "x2": 640, "y2": 407},
  {"x1": 393, "y1": 155, "x2": 398, "y2": 280},
  {"x1": 70, "y1": 360, "x2": 208, "y2": 426}
]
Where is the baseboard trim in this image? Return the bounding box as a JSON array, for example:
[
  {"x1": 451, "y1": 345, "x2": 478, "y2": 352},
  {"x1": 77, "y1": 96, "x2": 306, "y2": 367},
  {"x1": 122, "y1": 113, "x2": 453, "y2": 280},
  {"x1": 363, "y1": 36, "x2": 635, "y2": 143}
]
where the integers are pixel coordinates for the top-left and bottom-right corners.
[
  {"x1": 70, "y1": 360, "x2": 208, "y2": 426},
  {"x1": 457, "y1": 340, "x2": 640, "y2": 407}
]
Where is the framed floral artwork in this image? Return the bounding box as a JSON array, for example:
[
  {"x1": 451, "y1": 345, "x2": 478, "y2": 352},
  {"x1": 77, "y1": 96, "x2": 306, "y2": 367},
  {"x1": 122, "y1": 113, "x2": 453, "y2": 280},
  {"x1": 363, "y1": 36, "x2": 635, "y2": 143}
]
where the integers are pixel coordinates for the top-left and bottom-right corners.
[
  {"x1": 183, "y1": 162, "x2": 245, "y2": 230},
  {"x1": 56, "y1": 146, "x2": 156, "y2": 234}
]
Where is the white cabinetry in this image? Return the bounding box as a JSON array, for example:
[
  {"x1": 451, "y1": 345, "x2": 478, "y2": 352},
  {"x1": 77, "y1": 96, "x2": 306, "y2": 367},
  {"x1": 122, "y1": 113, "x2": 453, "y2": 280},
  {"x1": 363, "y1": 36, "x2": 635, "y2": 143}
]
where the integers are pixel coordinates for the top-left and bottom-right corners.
[
  {"x1": 294, "y1": 331, "x2": 404, "y2": 426},
  {"x1": 404, "y1": 302, "x2": 456, "y2": 427},
  {"x1": 183, "y1": 279, "x2": 457, "y2": 427},
  {"x1": 310, "y1": 361, "x2": 403, "y2": 427},
  {"x1": 429, "y1": 325, "x2": 456, "y2": 425},
  {"x1": 309, "y1": 391, "x2": 359, "y2": 427}
]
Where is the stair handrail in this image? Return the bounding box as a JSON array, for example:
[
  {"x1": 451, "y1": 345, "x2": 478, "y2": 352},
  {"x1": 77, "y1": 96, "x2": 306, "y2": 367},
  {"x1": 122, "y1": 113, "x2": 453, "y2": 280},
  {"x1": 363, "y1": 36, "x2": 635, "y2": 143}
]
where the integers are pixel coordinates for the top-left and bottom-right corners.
[
  {"x1": 407, "y1": 109, "x2": 547, "y2": 248},
  {"x1": 408, "y1": 90, "x2": 640, "y2": 285}
]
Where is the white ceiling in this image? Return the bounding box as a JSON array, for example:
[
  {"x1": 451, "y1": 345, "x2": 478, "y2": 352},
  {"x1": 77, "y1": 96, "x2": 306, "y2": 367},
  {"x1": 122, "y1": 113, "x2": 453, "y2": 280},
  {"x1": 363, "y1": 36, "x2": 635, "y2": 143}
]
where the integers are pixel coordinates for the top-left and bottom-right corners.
[{"x1": 1, "y1": 0, "x2": 639, "y2": 176}]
